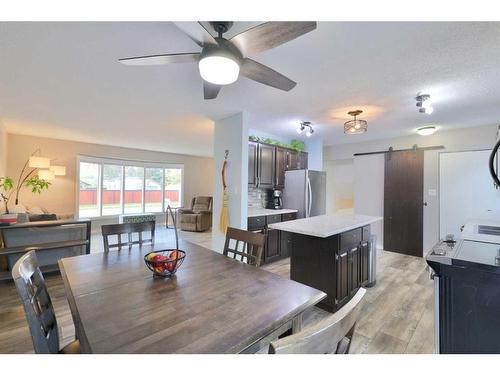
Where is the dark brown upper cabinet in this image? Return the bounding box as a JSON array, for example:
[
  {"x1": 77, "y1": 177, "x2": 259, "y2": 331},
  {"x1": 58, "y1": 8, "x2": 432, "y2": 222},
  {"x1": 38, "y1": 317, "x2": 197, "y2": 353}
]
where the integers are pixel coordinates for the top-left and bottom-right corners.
[
  {"x1": 257, "y1": 143, "x2": 276, "y2": 188},
  {"x1": 248, "y1": 141, "x2": 308, "y2": 189},
  {"x1": 275, "y1": 147, "x2": 288, "y2": 188},
  {"x1": 248, "y1": 142, "x2": 258, "y2": 187}
]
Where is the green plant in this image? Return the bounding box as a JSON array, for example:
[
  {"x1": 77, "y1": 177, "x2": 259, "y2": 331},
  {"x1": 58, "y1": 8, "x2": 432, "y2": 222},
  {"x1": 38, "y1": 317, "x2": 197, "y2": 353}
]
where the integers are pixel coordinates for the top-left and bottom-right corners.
[
  {"x1": 249, "y1": 135, "x2": 306, "y2": 152},
  {"x1": 26, "y1": 176, "x2": 51, "y2": 194},
  {"x1": 0, "y1": 177, "x2": 14, "y2": 213},
  {"x1": 290, "y1": 139, "x2": 305, "y2": 152}
]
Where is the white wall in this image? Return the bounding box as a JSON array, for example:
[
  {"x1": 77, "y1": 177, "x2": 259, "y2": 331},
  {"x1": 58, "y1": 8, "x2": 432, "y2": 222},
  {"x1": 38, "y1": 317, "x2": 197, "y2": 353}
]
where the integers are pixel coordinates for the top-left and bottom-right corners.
[
  {"x1": 324, "y1": 124, "x2": 499, "y2": 253},
  {"x1": 0, "y1": 121, "x2": 7, "y2": 214},
  {"x1": 354, "y1": 155, "x2": 385, "y2": 248},
  {"x1": 213, "y1": 113, "x2": 249, "y2": 234},
  {"x1": 324, "y1": 159, "x2": 354, "y2": 213},
  {"x1": 0, "y1": 120, "x2": 6, "y2": 177},
  {"x1": 304, "y1": 137, "x2": 324, "y2": 171}
]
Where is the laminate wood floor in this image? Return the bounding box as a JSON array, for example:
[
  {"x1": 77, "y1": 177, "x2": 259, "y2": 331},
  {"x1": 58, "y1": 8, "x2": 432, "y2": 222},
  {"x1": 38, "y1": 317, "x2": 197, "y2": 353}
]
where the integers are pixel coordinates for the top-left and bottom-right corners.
[{"x1": 0, "y1": 228, "x2": 434, "y2": 354}]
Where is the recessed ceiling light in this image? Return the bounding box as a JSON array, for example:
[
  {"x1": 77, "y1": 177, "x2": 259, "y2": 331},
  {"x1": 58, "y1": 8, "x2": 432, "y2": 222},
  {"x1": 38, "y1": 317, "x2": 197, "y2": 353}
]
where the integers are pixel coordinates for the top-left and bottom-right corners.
[{"x1": 417, "y1": 126, "x2": 437, "y2": 136}]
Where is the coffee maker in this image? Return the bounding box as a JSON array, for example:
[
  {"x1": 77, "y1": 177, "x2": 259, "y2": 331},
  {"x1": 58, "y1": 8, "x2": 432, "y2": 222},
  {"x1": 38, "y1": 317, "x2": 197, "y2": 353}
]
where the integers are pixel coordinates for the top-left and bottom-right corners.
[{"x1": 267, "y1": 189, "x2": 283, "y2": 209}]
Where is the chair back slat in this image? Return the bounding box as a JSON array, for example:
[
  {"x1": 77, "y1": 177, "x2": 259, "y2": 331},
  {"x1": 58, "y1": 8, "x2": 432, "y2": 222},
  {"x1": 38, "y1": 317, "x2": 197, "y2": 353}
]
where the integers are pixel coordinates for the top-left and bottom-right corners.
[
  {"x1": 223, "y1": 227, "x2": 266, "y2": 267},
  {"x1": 101, "y1": 221, "x2": 155, "y2": 253},
  {"x1": 12, "y1": 251, "x2": 59, "y2": 353},
  {"x1": 269, "y1": 288, "x2": 366, "y2": 354}
]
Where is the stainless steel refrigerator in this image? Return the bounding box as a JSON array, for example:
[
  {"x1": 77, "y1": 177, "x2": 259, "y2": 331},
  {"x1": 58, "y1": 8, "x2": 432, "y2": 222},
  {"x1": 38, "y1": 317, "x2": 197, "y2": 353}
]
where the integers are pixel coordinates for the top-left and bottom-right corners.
[{"x1": 283, "y1": 169, "x2": 326, "y2": 218}]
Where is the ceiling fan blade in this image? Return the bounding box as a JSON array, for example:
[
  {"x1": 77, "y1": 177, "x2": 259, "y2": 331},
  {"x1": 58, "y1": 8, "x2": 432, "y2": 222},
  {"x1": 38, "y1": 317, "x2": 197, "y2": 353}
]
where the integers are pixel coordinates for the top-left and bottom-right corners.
[
  {"x1": 119, "y1": 52, "x2": 200, "y2": 66},
  {"x1": 240, "y1": 58, "x2": 296, "y2": 91},
  {"x1": 173, "y1": 22, "x2": 217, "y2": 47},
  {"x1": 203, "y1": 81, "x2": 222, "y2": 99},
  {"x1": 230, "y1": 22, "x2": 317, "y2": 55}
]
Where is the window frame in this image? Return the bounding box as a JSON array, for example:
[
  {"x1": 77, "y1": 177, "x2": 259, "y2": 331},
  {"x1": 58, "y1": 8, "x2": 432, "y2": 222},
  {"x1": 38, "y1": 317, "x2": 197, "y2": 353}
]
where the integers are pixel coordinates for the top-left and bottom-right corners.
[{"x1": 76, "y1": 155, "x2": 184, "y2": 219}]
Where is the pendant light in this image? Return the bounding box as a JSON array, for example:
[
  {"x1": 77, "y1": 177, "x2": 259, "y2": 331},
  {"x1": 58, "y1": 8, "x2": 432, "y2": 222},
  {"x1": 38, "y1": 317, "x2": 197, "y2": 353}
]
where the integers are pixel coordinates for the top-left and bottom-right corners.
[{"x1": 344, "y1": 110, "x2": 368, "y2": 134}]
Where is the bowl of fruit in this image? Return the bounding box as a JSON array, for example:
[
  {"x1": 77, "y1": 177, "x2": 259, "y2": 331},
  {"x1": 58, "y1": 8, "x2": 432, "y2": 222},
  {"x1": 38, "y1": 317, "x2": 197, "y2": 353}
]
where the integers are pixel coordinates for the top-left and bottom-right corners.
[{"x1": 144, "y1": 249, "x2": 186, "y2": 277}]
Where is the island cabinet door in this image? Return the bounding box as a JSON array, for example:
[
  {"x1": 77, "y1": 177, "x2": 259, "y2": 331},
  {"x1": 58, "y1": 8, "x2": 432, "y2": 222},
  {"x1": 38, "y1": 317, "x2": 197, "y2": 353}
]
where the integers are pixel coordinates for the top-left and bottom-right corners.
[
  {"x1": 349, "y1": 245, "x2": 360, "y2": 295},
  {"x1": 265, "y1": 229, "x2": 281, "y2": 262},
  {"x1": 359, "y1": 240, "x2": 369, "y2": 286},
  {"x1": 336, "y1": 250, "x2": 350, "y2": 307}
]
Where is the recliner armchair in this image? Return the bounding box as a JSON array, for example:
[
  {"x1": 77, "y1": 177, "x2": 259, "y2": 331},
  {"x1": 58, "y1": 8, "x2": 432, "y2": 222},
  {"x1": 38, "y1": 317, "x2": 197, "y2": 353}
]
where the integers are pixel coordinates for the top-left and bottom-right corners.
[{"x1": 177, "y1": 196, "x2": 213, "y2": 232}]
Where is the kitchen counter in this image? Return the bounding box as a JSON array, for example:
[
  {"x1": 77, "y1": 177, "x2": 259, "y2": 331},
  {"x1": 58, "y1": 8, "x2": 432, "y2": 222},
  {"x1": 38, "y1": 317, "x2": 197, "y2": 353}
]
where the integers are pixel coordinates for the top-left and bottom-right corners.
[
  {"x1": 268, "y1": 213, "x2": 382, "y2": 238},
  {"x1": 247, "y1": 208, "x2": 298, "y2": 218}
]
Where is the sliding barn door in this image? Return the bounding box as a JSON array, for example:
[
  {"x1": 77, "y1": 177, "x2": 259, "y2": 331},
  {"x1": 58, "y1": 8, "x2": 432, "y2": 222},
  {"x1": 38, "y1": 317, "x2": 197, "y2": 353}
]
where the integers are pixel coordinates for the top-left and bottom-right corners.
[{"x1": 384, "y1": 150, "x2": 424, "y2": 257}]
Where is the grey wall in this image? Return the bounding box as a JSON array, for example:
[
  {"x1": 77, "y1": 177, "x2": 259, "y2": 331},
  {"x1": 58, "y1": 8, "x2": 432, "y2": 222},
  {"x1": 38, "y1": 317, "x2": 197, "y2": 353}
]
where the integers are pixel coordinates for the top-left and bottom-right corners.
[{"x1": 324, "y1": 124, "x2": 498, "y2": 253}]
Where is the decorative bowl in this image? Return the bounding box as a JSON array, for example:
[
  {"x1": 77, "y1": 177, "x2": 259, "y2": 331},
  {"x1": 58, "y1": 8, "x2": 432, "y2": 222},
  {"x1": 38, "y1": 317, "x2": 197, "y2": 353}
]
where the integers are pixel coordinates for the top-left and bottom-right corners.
[{"x1": 144, "y1": 249, "x2": 186, "y2": 277}]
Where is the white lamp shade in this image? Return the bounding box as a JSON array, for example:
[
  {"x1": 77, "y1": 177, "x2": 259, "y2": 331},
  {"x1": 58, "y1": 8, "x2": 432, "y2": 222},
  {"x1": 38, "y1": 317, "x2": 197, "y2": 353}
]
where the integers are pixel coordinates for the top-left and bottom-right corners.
[
  {"x1": 38, "y1": 169, "x2": 55, "y2": 181},
  {"x1": 29, "y1": 156, "x2": 50, "y2": 169},
  {"x1": 50, "y1": 165, "x2": 66, "y2": 176},
  {"x1": 198, "y1": 56, "x2": 240, "y2": 85}
]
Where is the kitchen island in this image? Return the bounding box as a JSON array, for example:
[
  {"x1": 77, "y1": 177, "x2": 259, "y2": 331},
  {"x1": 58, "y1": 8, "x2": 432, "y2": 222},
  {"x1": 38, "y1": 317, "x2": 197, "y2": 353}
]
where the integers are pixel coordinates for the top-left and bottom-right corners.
[{"x1": 269, "y1": 213, "x2": 382, "y2": 312}]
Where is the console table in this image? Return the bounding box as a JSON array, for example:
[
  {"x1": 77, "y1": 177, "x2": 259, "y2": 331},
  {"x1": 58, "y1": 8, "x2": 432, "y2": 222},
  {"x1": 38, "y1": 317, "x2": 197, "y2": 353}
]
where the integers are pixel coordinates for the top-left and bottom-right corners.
[{"x1": 0, "y1": 219, "x2": 91, "y2": 281}]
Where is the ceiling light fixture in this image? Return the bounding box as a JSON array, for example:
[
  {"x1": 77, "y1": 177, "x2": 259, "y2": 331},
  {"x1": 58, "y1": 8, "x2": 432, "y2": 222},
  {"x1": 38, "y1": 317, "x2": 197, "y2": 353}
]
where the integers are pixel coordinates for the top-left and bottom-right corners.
[
  {"x1": 199, "y1": 55, "x2": 240, "y2": 85},
  {"x1": 344, "y1": 110, "x2": 368, "y2": 134},
  {"x1": 417, "y1": 126, "x2": 437, "y2": 136},
  {"x1": 296, "y1": 121, "x2": 314, "y2": 137},
  {"x1": 416, "y1": 93, "x2": 434, "y2": 115}
]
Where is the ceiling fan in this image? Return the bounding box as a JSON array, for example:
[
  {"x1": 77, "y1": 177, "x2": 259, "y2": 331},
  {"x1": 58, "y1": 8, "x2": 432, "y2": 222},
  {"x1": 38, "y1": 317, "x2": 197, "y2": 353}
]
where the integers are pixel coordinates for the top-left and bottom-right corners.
[{"x1": 118, "y1": 21, "x2": 317, "y2": 99}]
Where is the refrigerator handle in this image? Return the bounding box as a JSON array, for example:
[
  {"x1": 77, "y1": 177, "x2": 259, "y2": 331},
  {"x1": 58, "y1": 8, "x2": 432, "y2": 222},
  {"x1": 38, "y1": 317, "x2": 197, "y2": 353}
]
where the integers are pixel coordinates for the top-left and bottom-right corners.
[{"x1": 307, "y1": 177, "x2": 313, "y2": 217}]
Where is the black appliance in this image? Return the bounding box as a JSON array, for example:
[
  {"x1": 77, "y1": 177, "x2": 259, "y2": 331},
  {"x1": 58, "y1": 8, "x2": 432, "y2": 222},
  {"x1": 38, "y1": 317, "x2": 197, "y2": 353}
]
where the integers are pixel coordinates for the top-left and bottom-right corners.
[
  {"x1": 266, "y1": 189, "x2": 283, "y2": 209},
  {"x1": 427, "y1": 231, "x2": 500, "y2": 353}
]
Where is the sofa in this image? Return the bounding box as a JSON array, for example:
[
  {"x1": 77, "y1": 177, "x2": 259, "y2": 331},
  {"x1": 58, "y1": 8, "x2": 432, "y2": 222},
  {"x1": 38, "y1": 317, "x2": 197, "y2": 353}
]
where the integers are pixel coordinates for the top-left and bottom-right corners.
[{"x1": 177, "y1": 197, "x2": 213, "y2": 232}]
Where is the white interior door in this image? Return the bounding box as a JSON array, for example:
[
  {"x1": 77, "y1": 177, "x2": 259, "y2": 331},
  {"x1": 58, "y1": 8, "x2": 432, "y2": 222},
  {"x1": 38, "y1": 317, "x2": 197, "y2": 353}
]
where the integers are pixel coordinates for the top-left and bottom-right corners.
[{"x1": 439, "y1": 150, "x2": 500, "y2": 239}]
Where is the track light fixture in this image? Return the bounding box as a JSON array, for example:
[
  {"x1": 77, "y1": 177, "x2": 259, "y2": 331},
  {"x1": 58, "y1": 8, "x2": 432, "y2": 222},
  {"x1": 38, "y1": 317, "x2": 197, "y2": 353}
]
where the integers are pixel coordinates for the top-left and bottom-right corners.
[
  {"x1": 296, "y1": 121, "x2": 314, "y2": 137},
  {"x1": 416, "y1": 93, "x2": 434, "y2": 114}
]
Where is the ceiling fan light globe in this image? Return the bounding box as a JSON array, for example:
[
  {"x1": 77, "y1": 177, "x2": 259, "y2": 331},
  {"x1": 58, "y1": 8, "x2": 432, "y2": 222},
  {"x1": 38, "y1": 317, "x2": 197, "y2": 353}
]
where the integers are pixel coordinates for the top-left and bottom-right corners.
[
  {"x1": 296, "y1": 127, "x2": 303, "y2": 134},
  {"x1": 424, "y1": 106, "x2": 434, "y2": 115},
  {"x1": 198, "y1": 56, "x2": 240, "y2": 85}
]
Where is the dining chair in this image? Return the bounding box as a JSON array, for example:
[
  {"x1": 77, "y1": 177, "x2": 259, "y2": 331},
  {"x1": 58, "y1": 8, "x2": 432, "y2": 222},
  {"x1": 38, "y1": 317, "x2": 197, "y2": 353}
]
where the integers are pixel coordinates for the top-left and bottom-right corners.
[
  {"x1": 223, "y1": 227, "x2": 267, "y2": 267},
  {"x1": 269, "y1": 288, "x2": 366, "y2": 354},
  {"x1": 101, "y1": 221, "x2": 155, "y2": 253},
  {"x1": 12, "y1": 250, "x2": 80, "y2": 354}
]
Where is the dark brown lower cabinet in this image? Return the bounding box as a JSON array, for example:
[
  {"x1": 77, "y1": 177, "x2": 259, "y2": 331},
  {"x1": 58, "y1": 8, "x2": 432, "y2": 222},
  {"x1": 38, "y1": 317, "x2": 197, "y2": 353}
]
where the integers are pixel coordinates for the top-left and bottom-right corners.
[
  {"x1": 247, "y1": 212, "x2": 297, "y2": 265},
  {"x1": 291, "y1": 225, "x2": 371, "y2": 312},
  {"x1": 359, "y1": 240, "x2": 369, "y2": 286},
  {"x1": 265, "y1": 229, "x2": 281, "y2": 263},
  {"x1": 349, "y1": 245, "x2": 360, "y2": 296},
  {"x1": 336, "y1": 249, "x2": 350, "y2": 307}
]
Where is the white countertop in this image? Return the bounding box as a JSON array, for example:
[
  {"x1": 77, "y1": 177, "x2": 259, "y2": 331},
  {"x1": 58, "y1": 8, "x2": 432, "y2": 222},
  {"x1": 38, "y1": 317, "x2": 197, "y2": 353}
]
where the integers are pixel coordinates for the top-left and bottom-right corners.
[
  {"x1": 268, "y1": 213, "x2": 382, "y2": 238},
  {"x1": 247, "y1": 208, "x2": 298, "y2": 218}
]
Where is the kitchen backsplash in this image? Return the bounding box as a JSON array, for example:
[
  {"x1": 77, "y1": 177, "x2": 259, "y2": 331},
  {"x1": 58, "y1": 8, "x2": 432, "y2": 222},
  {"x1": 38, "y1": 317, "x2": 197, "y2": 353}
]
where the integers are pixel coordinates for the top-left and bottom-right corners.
[{"x1": 248, "y1": 187, "x2": 269, "y2": 208}]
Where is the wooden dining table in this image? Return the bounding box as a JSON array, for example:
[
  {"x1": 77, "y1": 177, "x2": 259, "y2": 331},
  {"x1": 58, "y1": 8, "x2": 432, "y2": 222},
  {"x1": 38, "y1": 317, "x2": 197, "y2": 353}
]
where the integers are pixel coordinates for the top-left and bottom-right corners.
[{"x1": 58, "y1": 240, "x2": 326, "y2": 353}]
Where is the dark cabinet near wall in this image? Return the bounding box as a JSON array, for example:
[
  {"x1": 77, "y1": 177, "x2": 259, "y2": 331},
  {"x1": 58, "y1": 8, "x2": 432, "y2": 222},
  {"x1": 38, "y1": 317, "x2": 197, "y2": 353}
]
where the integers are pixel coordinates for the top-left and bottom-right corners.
[
  {"x1": 248, "y1": 141, "x2": 308, "y2": 189},
  {"x1": 257, "y1": 143, "x2": 276, "y2": 188},
  {"x1": 248, "y1": 142, "x2": 258, "y2": 187},
  {"x1": 247, "y1": 212, "x2": 297, "y2": 264}
]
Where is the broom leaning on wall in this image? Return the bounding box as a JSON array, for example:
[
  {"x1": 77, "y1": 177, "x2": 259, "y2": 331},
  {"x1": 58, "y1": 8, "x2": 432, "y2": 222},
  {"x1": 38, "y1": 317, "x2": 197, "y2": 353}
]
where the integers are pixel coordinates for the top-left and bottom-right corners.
[{"x1": 219, "y1": 150, "x2": 229, "y2": 233}]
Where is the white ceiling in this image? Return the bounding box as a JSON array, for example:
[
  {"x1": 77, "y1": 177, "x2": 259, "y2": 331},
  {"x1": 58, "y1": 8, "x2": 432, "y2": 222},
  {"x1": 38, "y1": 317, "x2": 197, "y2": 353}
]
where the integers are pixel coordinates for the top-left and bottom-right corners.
[{"x1": 1, "y1": 22, "x2": 500, "y2": 157}]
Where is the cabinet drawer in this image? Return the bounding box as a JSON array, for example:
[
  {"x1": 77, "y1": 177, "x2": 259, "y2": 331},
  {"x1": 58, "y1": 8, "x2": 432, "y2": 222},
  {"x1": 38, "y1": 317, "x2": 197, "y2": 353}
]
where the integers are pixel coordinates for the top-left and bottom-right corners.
[
  {"x1": 282, "y1": 212, "x2": 297, "y2": 222},
  {"x1": 340, "y1": 228, "x2": 362, "y2": 250},
  {"x1": 248, "y1": 216, "x2": 266, "y2": 231},
  {"x1": 362, "y1": 225, "x2": 371, "y2": 241},
  {"x1": 266, "y1": 214, "x2": 282, "y2": 225}
]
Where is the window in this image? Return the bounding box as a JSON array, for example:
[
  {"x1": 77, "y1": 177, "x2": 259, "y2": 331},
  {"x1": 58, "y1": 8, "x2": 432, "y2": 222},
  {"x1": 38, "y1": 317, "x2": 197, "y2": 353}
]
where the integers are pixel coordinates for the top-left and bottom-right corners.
[
  {"x1": 77, "y1": 156, "x2": 183, "y2": 218},
  {"x1": 124, "y1": 166, "x2": 144, "y2": 214},
  {"x1": 102, "y1": 164, "x2": 122, "y2": 216},
  {"x1": 79, "y1": 162, "x2": 100, "y2": 218},
  {"x1": 165, "y1": 168, "x2": 183, "y2": 208},
  {"x1": 145, "y1": 168, "x2": 163, "y2": 212}
]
